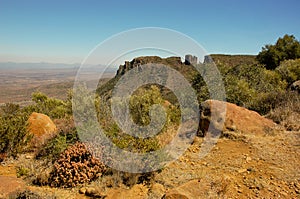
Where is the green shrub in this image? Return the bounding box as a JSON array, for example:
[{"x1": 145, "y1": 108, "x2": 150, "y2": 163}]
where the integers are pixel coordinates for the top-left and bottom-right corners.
[
  {"x1": 36, "y1": 126, "x2": 78, "y2": 162},
  {"x1": 218, "y1": 63, "x2": 287, "y2": 114},
  {"x1": 224, "y1": 75, "x2": 257, "y2": 107},
  {"x1": 23, "y1": 91, "x2": 71, "y2": 119},
  {"x1": 0, "y1": 109, "x2": 31, "y2": 157},
  {"x1": 129, "y1": 85, "x2": 180, "y2": 127},
  {"x1": 35, "y1": 133, "x2": 68, "y2": 162},
  {"x1": 0, "y1": 103, "x2": 20, "y2": 116},
  {"x1": 129, "y1": 85, "x2": 164, "y2": 126},
  {"x1": 97, "y1": 85, "x2": 180, "y2": 153},
  {"x1": 16, "y1": 166, "x2": 30, "y2": 178},
  {"x1": 276, "y1": 58, "x2": 300, "y2": 85},
  {"x1": 250, "y1": 68, "x2": 287, "y2": 114},
  {"x1": 0, "y1": 91, "x2": 73, "y2": 159}
]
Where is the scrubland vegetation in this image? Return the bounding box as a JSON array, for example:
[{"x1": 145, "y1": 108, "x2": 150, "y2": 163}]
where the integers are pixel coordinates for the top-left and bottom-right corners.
[{"x1": 0, "y1": 34, "x2": 299, "y2": 198}]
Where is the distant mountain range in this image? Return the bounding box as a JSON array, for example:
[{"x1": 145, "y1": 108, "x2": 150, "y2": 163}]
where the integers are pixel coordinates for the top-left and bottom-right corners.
[
  {"x1": 0, "y1": 54, "x2": 257, "y2": 70},
  {"x1": 0, "y1": 62, "x2": 117, "y2": 73},
  {"x1": 0, "y1": 62, "x2": 80, "y2": 69}
]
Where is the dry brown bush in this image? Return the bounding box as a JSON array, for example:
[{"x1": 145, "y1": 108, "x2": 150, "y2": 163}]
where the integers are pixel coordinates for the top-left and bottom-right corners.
[
  {"x1": 49, "y1": 142, "x2": 106, "y2": 188},
  {"x1": 267, "y1": 91, "x2": 300, "y2": 131}
]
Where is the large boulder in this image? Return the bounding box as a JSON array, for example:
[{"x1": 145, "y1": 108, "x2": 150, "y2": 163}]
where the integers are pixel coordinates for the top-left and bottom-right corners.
[
  {"x1": 199, "y1": 100, "x2": 275, "y2": 136},
  {"x1": 27, "y1": 112, "x2": 57, "y2": 149}
]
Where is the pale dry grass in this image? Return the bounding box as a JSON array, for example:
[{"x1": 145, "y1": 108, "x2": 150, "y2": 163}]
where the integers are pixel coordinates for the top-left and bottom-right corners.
[{"x1": 267, "y1": 91, "x2": 300, "y2": 131}]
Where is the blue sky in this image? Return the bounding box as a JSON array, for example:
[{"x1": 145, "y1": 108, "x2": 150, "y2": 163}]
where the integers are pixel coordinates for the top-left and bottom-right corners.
[{"x1": 0, "y1": 0, "x2": 299, "y2": 64}]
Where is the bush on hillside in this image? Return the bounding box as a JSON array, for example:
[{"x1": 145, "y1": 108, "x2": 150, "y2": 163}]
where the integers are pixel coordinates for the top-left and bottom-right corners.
[
  {"x1": 192, "y1": 63, "x2": 287, "y2": 115},
  {"x1": 0, "y1": 91, "x2": 73, "y2": 159},
  {"x1": 267, "y1": 91, "x2": 300, "y2": 131},
  {"x1": 0, "y1": 104, "x2": 31, "y2": 157},
  {"x1": 36, "y1": 117, "x2": 79, "y2": 163},
  {"x1": 23, "y1": 92, "x2": 72, "y2": 119},
  {"x1": 276, "y1": 58, "x2": 300, "y2": 86},
  {"x1": 96, "y1": 85, "x2": 179, "y2": 154}
]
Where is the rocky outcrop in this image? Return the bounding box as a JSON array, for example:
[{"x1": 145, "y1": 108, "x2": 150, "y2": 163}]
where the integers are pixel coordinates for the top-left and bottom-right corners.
[
  {"x1": 185, "y1": 54, "x2": 198, "y2": 65},
  {"x1": 203, "y1": 55, "x2": 214, "y2": 64},
  {"x1": 98, "y1": 55, "x2": 198, "y2": 97},
  {"x1": 27, "y1": 112, "x2": 57, "y2": 149},
  {"x1": 115, "y1": 56, "x2": 183, "y2": 77},
  {"x1": 199, "y1": 100, "x2": 276, "y2": 136}
]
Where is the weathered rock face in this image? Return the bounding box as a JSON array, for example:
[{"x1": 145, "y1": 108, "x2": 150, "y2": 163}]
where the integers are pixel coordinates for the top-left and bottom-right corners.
[
  {"x1": 199, "y1": 100, "x2": 276, "y2": 136},
  {"x1": 27, "y1": 112, "x2": 57, "y2": 149},
  {"x1": 98, "y1": 55, "x2": 198, "y2": 98},
  {"x1": 115, "y1": 56, "x2": 183, "y2": 77},
  {"x1": 291, "y1": 80, "x2": 300, "y2": 93},
  {"x1": 203, "y1": 55, "x2": 214, "y2": 64},
  {"x1": 185, "y1": 54, "x2": 198, "y2": 65}
]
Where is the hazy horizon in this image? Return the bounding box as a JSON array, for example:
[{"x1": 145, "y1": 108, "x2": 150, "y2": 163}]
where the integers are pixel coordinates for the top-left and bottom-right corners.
[{"x1": 1, "y1": 0, "x2": 299, "y2": 64}]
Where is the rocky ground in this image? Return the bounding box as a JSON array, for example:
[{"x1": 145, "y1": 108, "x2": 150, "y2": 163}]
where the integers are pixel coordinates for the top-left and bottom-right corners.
[
  {"x1": 0, "y1": 129, "x2": 299, "y2": 198},
  {"x1": 0, "y1": 101, "x2": 299, "y2": 198}
]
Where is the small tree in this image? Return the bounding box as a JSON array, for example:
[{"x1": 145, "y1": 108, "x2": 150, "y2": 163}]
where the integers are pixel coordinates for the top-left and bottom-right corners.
[{"x1": 257, "y1": 34, "x2": 300, "y2": 69}]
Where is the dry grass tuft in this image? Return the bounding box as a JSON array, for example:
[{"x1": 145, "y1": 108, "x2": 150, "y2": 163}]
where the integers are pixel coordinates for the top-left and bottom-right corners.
[{"x1": 267, "y1": 91, "x2": 300, "y2": 131}]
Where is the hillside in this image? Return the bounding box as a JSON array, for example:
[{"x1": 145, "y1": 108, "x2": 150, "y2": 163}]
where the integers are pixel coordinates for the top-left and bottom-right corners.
[
  {"x1": 0, "y1": 103, "x2": 299, "y2": 198},
  {"x1": 0, "y1": 54, "x2": 299, "y2": 198},
  {"x1": 96, "y1": 56, "x2": 198, "y2": 103},
  {"x1": 207, "y1": 54, "x2": 257, "y2": 67}
]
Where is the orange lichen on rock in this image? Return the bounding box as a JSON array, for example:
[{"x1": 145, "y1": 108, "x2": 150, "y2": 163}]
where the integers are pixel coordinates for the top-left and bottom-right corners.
[
  {"x1": 200, "y1": 100, "x2": 276, "y2": 135},
  {"x1": 27, "y1": 112, "x2": 57, "y2": 149}
]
